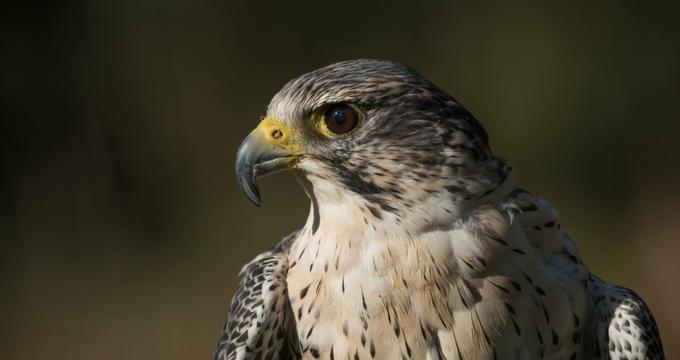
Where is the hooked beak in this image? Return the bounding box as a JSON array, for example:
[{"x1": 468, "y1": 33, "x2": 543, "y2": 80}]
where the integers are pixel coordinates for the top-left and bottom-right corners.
[{"x1": 235, "y1": 117, "x2": 301, "y2": 206}]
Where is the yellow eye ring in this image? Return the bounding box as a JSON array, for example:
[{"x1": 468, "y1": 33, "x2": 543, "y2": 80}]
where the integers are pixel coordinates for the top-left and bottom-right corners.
[{"x1": 310, "y1": 104, "x2": 362, "y2": 138}]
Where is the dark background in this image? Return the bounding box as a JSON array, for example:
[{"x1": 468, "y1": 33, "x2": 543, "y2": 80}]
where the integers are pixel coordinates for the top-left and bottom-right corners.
[{"x1": 2, "y1": 1, "x2": 678, "y2": 358}]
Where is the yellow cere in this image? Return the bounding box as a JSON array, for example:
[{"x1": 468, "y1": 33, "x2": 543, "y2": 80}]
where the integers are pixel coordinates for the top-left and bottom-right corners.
[{"x1": 255, "y1": 116, "x2": 303, "y2": 153}]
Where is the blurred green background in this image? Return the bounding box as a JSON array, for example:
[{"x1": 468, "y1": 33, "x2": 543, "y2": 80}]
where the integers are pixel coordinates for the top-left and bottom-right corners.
[{"x1": 2, "y1": 0, "x2": 678, "y2": 358}]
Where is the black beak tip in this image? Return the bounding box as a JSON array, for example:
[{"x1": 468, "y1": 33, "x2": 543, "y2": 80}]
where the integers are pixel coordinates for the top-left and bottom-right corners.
[
  {"x1": 236, "y1": 170, "x2": 262, "y2": 207},
  {"x1": 235, "y1": 133, "x2": 264, "y2": 207},
  {"x1": 247, "y1": 190, "x2": 262, "y2": 207}
]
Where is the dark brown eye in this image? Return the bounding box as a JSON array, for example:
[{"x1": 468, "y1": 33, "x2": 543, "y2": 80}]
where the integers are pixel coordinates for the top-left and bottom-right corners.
[{"x1": 324, "y1": 104, "x2": 358, "y2": 135}]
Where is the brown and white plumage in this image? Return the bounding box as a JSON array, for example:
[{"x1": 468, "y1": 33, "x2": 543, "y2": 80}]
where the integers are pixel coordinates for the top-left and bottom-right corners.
[
  {"x1": 584, "y1": 276, "x2": 664, "y2": 359},
  {"x1": 214, "y1": 232, "x2": 300, "y2": 360},
  {"x1": 215, "y1": 59, "x2": 664, "y2": 359}
]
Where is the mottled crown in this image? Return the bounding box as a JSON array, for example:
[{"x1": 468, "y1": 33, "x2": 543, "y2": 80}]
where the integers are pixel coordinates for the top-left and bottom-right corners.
[
  {"x1": 269, "y1": 59, "x2": 489, "y2": 151},
  {"x1": 268, "y1": 59, "x2": 505, "y2": 211}
]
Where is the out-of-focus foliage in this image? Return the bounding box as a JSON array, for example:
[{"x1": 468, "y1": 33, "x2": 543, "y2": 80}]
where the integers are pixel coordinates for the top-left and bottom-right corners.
[{"x1": 1, "y1": 1, "x2": 678, "y2": 358}]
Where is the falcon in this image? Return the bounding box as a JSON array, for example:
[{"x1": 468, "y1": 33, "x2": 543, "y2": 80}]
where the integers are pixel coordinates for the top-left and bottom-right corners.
[{"x1": 214, "y1": 59, "x2": 664, "y2": 359}]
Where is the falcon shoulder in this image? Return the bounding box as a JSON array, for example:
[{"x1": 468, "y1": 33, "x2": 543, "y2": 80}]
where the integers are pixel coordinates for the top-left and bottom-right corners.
[
  {"x1": 505, "y1": 189, "x2": 664, "y2": 358},
  {"x1": 585, "y1": 275, "x2": 664, "y2": 359},
  {"x1": 214, "y1": 231, "x2": 301, "y2": 360}
]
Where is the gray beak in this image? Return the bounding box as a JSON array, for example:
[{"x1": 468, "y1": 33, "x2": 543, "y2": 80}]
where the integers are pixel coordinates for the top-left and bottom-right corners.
[{"x1": 235, "y1": 129, "x2": 299, "y2": 206}]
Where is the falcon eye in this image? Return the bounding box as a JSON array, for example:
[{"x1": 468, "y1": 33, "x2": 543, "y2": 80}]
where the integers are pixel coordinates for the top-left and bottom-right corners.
[{"x1": 323, "y1": 104, "x2": 358, "y2": 135}]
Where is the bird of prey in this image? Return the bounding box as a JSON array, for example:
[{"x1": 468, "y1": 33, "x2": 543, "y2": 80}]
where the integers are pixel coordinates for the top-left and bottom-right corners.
[{"x1": 214, "y1": 59, "x2": 664, "y2": 360}]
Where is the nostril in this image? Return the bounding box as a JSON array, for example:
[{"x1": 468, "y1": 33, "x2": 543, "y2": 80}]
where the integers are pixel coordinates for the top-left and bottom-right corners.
[{"x1": 271, "y1": 130, "x2": 283, "y2": 139}]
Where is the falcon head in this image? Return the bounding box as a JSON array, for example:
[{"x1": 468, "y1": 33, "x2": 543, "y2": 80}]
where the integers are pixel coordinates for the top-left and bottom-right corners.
[{"x1": 236, "y1": 59, "x2": 509, "y2": 224}]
